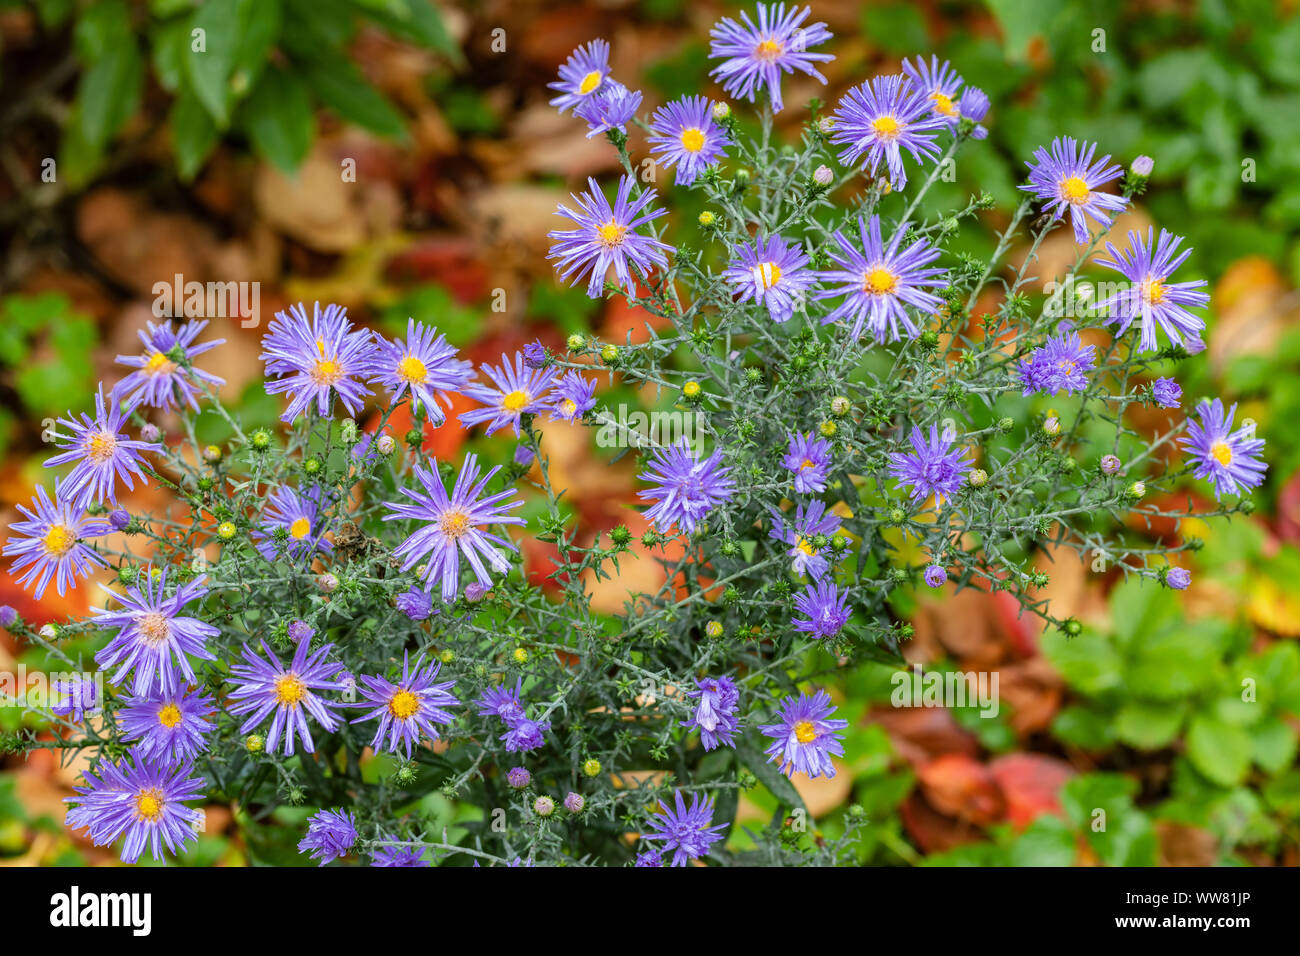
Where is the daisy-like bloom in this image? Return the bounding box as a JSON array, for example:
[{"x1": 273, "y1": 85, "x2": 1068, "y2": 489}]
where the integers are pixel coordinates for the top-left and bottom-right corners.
[
  {"x1": 793, "y1": 580, "x2": 850, "y2": 641},
  {"x1": 476, "y1": 677, "x2": 525, "y2": 723},
  {"x1": 383, "y1": 453, "x2": 525, "y2": 602},
  {"x1": 547, "y1": 371, "x2": 598, "y2": 423},
  {"x1": 259, "y1": 302, "x2": 375, "y2": 423},
  {"x1": 252, "y1": 486, "x2": 333, "y2": 563},
  {"x1": 901, "y1": 54, "x2": 964, "y2": 126},
  {"x1": 1180, "y1": 399, "x2": 1267, "y2": 500},
  {"x1": 707, "y1": 3, "x2": 833, "y2": 113},
  {"x1": 51, "y1": 676, "x2": 100, "y2": 723},
  {"x1": 782, "y1": 431, "x2": 831, "y2": 493},
  {"x1": 370, "y1": 319, "x2": 473, "y2": 425},
  {"x1": 888, "y1": 423, "x2": 973, "y2": 506},
  {"x1": 638, "y1": 440, "x2": 736, "y2": 535},
  {"x1": 768, "y1": 499, "x2": 842, "y2": 580},
  {"x1": 92, "y1": 569, "x2": 219, "y2": 697},
  {"x1": 924, "y1": 564, "x2": 947, "y2": 588},
  {"x1": 119, "y1": 670, "x2": 216, "y2": 765},
  {"x1": 827, "y1": 74, "x2": 945, "y2": 190},
  {"x1": 647, "y1": 95, "x2": 730, "y2": 186},
  {"x1": 1021, "y1": 137, "x2": 1127, "y2": 244},
  {"x1": 227, "y1": 639, "x2": 348, "y2": 756},
  {"x1": 395, "y1": 586, "x2": 434, "y2": 621},
  {"x1": 547, "y1": 175, "x2": 673, "y2": 299},
  {"x1": 815, "y1": 215, "x2": 946, "y2": 341},
  {"x1": 574, "y1": 80, "x2": 642, "y2": 139},
  {"x1": 44, "y1": 385, "x2": 158, "y2": 510},
  {"x1": 460, "y1": 352, "x2": 555, "y2": 437},
  {"x1": 1095, "y1": 228, "x2": 1209, "y2": 353},
  {"x1": 501, "y1": 716, "x2": 550, "y2": 753},
  {"x1": 371, "y1": 838, "x2": 429, "y2": 867},
  {"x1": 635, "y1": 849, "x2": 663, "y2": 867},
  {"x1": 681, "y1": 676, "x2": 740, "y2": 751},
  {"x1": 115, "y1": 319, "x2": 225, "y2": 411},
  {"x1": 759, "y1": 689, "x2": 847, "y2": 779},
  {"x1": 641, "y1": 790, "x2": 727, "y2": 867},
  {"x1": 548, "y1": 39, "x2": 611, "y2": 114},
  {"x1": 1152, "y1": 377, "x2": 1182, "y2": 408},
  {"x1": 1015, "y1": 349, "x2": 1053, "y2": 397},
  {"x1": 722, "y1": 233, "x2": 817, "y2": 323},
  {"x1": 64, "y1": 755, "x2": 204, "y2": 864},
  {"x1": 1021, "y1": 329, "x2": 1095, "y2": 396},
  {"x1": 959, "y1": 87, "x2": 990, "y2": 140},
  {"x1": 299, "y1": 809, "x2": 357, "y2": 866},
  {"x1": 3, "y1": 483, "x2": 110, "y2": 599},
  {"x1": 350, "y1": 652, "x2": 459, "y2": 759}
]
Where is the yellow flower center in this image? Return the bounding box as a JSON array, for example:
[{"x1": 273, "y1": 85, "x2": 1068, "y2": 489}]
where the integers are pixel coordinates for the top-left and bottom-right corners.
[
  {"x1": 562, "y1": 398, "x2": 578, "y2": 417},
  {"x1": 158, "y1": 703, "x2": 183, "y2": 728},
  {"x1": 1142, "y1": 278, "x2": 1167, "y2": 304},
  {"x1": 42, "y1": 524, "x2": 75, "y2": 555},
  {"x1": 800, "y1": 458, "x2": 815, "y2": 470},
  {"x1": 679, "y1": 127, "x2": 706, "y2": 152},
  {"x1": 398, "y1": 355, "x2": 428, "y2": 383},
  {"x1": 1211, "y1": 441, "x2": 1233, "y2": 466},
  {"x1": 289, "y1": 517, "x2": 312, "y2": 540},
  {"x1": 439, "y1": 508, "x2": 472, "y2": 539},
  {"x1": 1060, "y1": 176, "x2": 1090, "y2": 203},
  {"x1": 596, "y1": 220, "x2": 627, "y2": 248},
  {"x1": 1058, "y1": 359, "x2": 1076, "y2": 375},
  {"x1": 755, "y1": 38, "x2": 784, "y2": 60},
  {"x1": 796, "y1": 538, "x2": 817, "y2": 557},
  {"x1": 863, "y1": 267, "x2": 898, "y2": 295},
  {"x1": 389, "y1": 690, "x2": 420, "y2": 720},
  {"x1": 312, "y1": 337, "x2": 342, "y2": 385},
  {"x1": 753, "y1": 261, "x2": 782, "y2": 291},
  {"x1": 794, "y1": 721, "x2": 817, "y2": 744},
  {"x1": 273, "y1": 673, "x2": 306, "y2": 707},
  {"x1": 137, "y1": 612, "x2": 171, "y2": 645},
  {"x1": 872, "y1": 115, "x2": 901, "y2": 139},
  {"x1": 135, "y1": 788, "x2": 164, "y2": 821},
  {"x1": 578, "y1": 70, "x2": 603, "y2": 95},
  {"x1": 502, "y1": 389, "x2": 530, "y2": 412},
  {"x1": 144, "y1": 351, "x2": 175, "y2": 376},
  {"x1": 931, "y1": 91, "x2": 958, "y2": 117},
  {"x1": 86, "y1": 431, "x2": 117, "y2": 464}
]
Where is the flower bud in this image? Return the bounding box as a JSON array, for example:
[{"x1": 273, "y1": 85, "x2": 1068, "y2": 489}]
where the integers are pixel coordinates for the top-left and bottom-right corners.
[
  {"x1": 813, "y1": 164, "x2": 833, "y2": 186},
  {"x1": 507, "y1": 767, "x2": 531, "y2": 789}
]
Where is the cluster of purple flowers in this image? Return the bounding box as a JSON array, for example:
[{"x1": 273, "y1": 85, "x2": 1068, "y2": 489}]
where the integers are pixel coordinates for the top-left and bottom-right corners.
[
  {"x1": 682, "y1": 676, "x2": 741, "y2": 751},
  {"x1": 1017, "y1": 329, "x2": 1097, "y2": 397},
  {"x1": 476, "y1": 678, "x2": 550, "y2": 754}
]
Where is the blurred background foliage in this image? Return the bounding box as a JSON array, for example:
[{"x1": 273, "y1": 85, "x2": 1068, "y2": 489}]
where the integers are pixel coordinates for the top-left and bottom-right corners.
[{"x1": 1, "y1": 0, "x2": 1299, "y2": 866}]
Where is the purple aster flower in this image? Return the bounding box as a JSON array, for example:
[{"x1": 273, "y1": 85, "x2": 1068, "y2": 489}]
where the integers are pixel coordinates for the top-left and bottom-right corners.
[
  {"x1": 371, "y1": 838, "x2": 429, "y2": 867},
  {"x1": 768, "y1": 499, "x2": 842, "y2": 580},
  {"x1": 119, "y1": 671, "x2": 216, "y2": 765},
  {"x1": 783, "y1": 431, "x2": 831, "y2": 493},
  {"x1": 1038, "y1": 329, "x2": 1096, "y2": 395},
  {"x1": 459, "y1": 352, "x2": 555, "y2": 437},
  {"x1": 1166, "y1": 567, "x2": 1191, "y2": 590},
  {"x1": 115, "y1": 319, "x2": 225, "y2": 411},
  {"x1": 901, "y1": 54, "x2": 964, "y2": 125},
  {"x1": 396, "y1": 586, "x2": 434, "y2": 621},
  {"x1": 722, "y1": 233, "x2": 817, "y2": 323},
  {"x1": 888, "y1": 423, "x2": 973, "y2": 506},
  {"x1": 815, "y1": 215, "x2": 947, "y2": 341},
  {"x1": 0, "y1": 605, "x2": 16, "y2": 629},
  {"x1": 959, "y1": 87, "x2": 990, "y2": 139},
  {"x1": 51, "y1": 675, "x2": 100, "y2": 723},
  {"x1": 514, "y1": 445, "x2": 536, "y2": 467},
  {"x1": 1020, "y1": 136, "x2": 1127, "y2": 244},
  {"x1": 793, "y1": 580, "x2": 850, "y2": 640},
  {"x1": 1095, "y1": 228, "x2": 1208, "y2": 353},
  {"x1": 501, "y1": 716, "x2": 550, "y2": 753},
  {"x1": 564, "y1": 792, "x2": 585, "y2": 813},
  {"x1": 108, "y1": 508, "x2": 131, "y2": 531},
  {"x1": 637, "y1": 440, "x2": 736, "y2": 535},
  {"x1": 682, "y1": 676, "x2": 740, "y2": 751},
  {"x1": 647, "y1": 95, "x2": 730, "y2": 186},
  {"x1": 707, "y1": 3, "x2": 833, "y2": 114},
  {"x1": 1180, "y1": 399, "x2": 1267, "y2": 500},
  {"x1": 3, "y1": 483, "x2": 110, "y2": 599},
  {"x1": 1015, "y1": 349, "x2": 1054, "y2": 397},
  {"x1": 228, "y1": 639, "x2": 348, "y2": 756},
  {"x1": 760, "y1": 689, "x2": 847, "y2": 779},
  {"x1": 547, "y1": 175, "x2": 673, "y2": 299},
  {"x1": 635, "y1": 849, "x2": 663, "y2": 867},
  {"x1": 522, "y1": 340, "x2": 547, "y2": 369},
  {"x1": 574, "y1": 80, "x2": 642, "y2": 138},
  {"x1": 642, "y1": 790, "x2": 727, "y2": 866},
  {"x1": 548, "y1": 39, "x2": 612, "y2": 114},
  {"x1": 350, "y1": 652, "x2": 459, "y2": 759},
  {"x1": 383, "y1": 453, "x2": 525, "y2": 602},
  {"x1": 64, "y1": 755, "x2": 203, "y2": 864},
  {"x1": 548, "y1": 371, "x2": 598, "y2": 423},
  {"x1": 288, "y1": 619, "x2": 315, "y2": 643},
  {"x1": 299, "y1": 809, "x2": 357, "y2": 866},
  {"x1": 370, "y1": 319, "x2": 473, "y2": 426},
  {"x1": 507, "y1": 766, "x2": 532, "y2": 789},
  {"x1": 477, "y1": 677, "x2": 525, "y2": 723},
  {"x1": 252, "y1": 486, "x2": 333, "y2": 563},
  {"x1": 1152, "y1": 377, "x2": 1182, "y2": 408},
  {"x1": 924, "y1": 563, "x2": 947, "y2": 588},
  {"x1": 827, "y1": 74, "x2": 946, "y2": 189},
  {"x1": 1100, "y1": 454, "x2": 1122, "y2": 475},
  {"x1": 44, "y1": 385, "x2": 158, "y2": 510},
  {"x1": 92, "y1": 568, "x2": 219, "y2": 697},
  {"x1": 259, "y1": 302, "x2": 375, "y2": 423}
]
